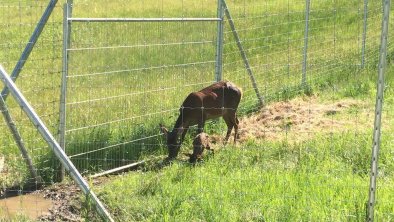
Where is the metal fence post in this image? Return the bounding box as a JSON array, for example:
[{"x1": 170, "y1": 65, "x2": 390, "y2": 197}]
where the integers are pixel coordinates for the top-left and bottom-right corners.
[
  {"x1": 215, "y1": 0, "x2": 224, "y2": 82},
  {"x1": 221, "y1": 0, "x2": 264, "y2": 107},
  {"x1": 59, "y1": 2, "x2": 73, "y2": 182},
  {"x1": 367, "y1": 0, "x2": 390, "y2": 221},
  {"x1": 302, "y1": 0, "x2": 310, "y2": 87},
  {"x1": 361, "y1": 0, "x2": 368, "y2": 68},
  {"x1": 0, "y1": 65, "x2": 114, "y2": 222}
]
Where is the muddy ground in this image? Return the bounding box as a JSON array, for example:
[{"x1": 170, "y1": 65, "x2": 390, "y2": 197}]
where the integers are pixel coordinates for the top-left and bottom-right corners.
[
  {"x1": 36, "y1": 183, "x2": 84, "y2": 221},
  {"x1": 36, "y1": 177, "x2": 108, "y2": 221}
]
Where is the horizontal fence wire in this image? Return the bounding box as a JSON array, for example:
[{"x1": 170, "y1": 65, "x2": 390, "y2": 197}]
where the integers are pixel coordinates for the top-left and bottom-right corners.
[
  {"x1": 63, "y1": 1, "x2": 220, "y2": 174},
  {"x1": 0, "y1": 0, "x2": 63, "y2": 188},
  {"x1": 0, "y1": 1, "x2": 66, "y2": 221},
  {"x1": 68, "y1": 17, "x2": 222, "y2": 22},
  {"x1": 1, "y1": 0, "x2": 393, "y2": 221}
]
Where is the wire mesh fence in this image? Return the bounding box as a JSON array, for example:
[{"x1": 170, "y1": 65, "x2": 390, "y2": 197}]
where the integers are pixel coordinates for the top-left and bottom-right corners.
[
  {"x1": 0, "y1": 1, "x2": 64, "y2": 220},
  {"x1": 0, "y1": 0, "x2": 393, "y2": 221},
  {"x1": 63, "y1": 0, "x2": 221, "y2": 174},
  {"x1": 0, "y1": 0, "x2": 63, "y2": 184}
]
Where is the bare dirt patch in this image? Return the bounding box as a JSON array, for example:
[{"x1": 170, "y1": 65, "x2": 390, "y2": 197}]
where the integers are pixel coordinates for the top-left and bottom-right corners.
[
  {"x1": 37, "y1": 183, "x2": 83, "y2": 221},
  {"x1": 42, "y1": 177, "x2": 113, "y2": 221},
  {"x1": 37, "y1": 178, "x2": 106, "y2": 222}
]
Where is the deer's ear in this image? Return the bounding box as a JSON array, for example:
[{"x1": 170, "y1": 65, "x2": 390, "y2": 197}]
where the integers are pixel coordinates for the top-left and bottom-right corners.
[{"x1": 159, "y1": 124, "x2": 168, "y2": 136}]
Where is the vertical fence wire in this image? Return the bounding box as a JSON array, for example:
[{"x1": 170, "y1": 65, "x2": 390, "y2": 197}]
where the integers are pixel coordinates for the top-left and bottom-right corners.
[
  {"x1": 1, "y1": 2, "x2": 64, "y2": 221},
  {"x1": 0, "y1": 0, "x2": 392, "y2": 221},
  {"x1": 221, "y1": 0, "x2": 388, "y2": 220},
  {"x1": 361, "y1": 0, "x2": 368, "y2": 68},
  {"x1": 63, "y1": 0, "x2": 218, "y2": 173},
  {"x1": 215, "y1": 0, "x2": 224, "y2": 82},
  {"x1": 302, "y1": 0, "x2": 310, "y2": 87}
]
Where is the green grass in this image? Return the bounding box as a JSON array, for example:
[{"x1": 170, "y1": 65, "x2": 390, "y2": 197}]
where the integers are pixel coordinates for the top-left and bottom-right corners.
[
  {"x1": 1, "y1": 1, "x2": 394, "y2": 220},
  {"x1": 94, "y1": 64, "x2": 394, "y2": 221},
  {"x1": 97, "y1": 133, "x2": 393, "y2": 221}
]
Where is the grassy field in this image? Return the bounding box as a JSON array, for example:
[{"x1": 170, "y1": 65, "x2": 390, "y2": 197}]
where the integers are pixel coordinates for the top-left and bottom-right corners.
[
  {"x1": 61, "y1": 0, "x2": 385, "y2": 175},
  {"x1": 0, "y1": 0, "x2": 393, "y2": 220},
  {"x1": 93, "y1": 64, "x2": 394, "y2": 221}
]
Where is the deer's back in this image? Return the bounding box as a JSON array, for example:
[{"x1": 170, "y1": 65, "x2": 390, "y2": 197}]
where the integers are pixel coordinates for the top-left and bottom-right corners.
[{"x1": 182, "y1": 81, "x2": 242, "y2": 110}]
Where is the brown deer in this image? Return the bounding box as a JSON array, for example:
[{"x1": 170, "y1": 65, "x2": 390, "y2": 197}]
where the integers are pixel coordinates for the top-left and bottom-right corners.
[
  {"x1": 187, "y1": 132, "x2": 212, "y2": 163},
  {"x1": 160, "y1": 80, "x2": 242, "y2": 159}
]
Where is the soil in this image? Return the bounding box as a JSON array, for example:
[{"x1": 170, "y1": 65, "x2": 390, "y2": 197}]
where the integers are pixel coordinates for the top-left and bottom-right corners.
[
  {"x1": 37, "y1": 178, "x2": 106, "y2": 221},
  {"x1": 37, "y1": 183, "x2": 84, "y2": 221}
]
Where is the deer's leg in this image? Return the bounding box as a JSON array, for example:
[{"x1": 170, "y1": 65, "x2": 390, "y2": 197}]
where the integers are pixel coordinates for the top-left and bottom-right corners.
[
  {"x1": 233, "y1": 116, "x2": 239, "y2": 144},
  {"x1": 223, "y1": 115, "x2": 234, "y2": 145},
  {"x1": 197, "y1": 123, "x2": 205, "y2": 134},
  {"x1": 197, "y1": 116, "x2": 205, "y2": 134},
  {"x1": 189, "y1": 146, "x2": 198, "y2": 163},
  {"x1": 179, "y1": 126, "x2": 189, "y2": 145}
]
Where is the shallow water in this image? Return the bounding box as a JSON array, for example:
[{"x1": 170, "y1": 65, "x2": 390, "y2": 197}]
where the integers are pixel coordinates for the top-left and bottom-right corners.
[{"x1": 0, "y1": 193, "x2": 53, "y2": 220}]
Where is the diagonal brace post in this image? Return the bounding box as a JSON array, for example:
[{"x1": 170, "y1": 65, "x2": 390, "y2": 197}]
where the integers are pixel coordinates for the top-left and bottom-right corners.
[
  {"x1": 0, "y1": 95, "x2": 42, "y2": 184},
  {"x1": 221, "y1": 0, "x2": 264, "y2": 107},
  {"x1": 1, "y1": 0, "x2": 58, "y2": 99},
  {"x1": 0, "y1": 65, "x2": 114, "y2": 222},
  {"x1": 0, "y1": 0, "x2": 58, "y2": 184}
]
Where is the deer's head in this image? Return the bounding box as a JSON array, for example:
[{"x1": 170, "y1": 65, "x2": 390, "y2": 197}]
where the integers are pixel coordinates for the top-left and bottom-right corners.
[{"x1": 159, "y1": 124, "x2": 183, "y2": 158}]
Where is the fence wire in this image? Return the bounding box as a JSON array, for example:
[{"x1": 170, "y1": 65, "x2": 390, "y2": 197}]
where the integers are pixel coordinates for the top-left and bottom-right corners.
[
  {"x1": 0, "y1": 0, "x2": 393, "y2": 221},
  {"x1": 64, "y1": 14, "x2": 219, "y2": 173},
  {"x1": 0, "y1": 1, "x2": 64, "y2": 221},
  {"x1": 0, "y1": 1, "x2": 64, "y2": 177}
]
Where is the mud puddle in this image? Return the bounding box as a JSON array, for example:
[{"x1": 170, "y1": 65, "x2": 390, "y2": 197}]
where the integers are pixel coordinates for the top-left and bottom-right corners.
[{"x1": 0, "y1": 192, "x2": 52, "y2": 220}]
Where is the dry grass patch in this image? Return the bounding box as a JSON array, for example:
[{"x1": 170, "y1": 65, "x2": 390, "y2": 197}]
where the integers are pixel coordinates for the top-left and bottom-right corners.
[{"x1": 213, "y1": 96, "x2": 373, "y2": 144}]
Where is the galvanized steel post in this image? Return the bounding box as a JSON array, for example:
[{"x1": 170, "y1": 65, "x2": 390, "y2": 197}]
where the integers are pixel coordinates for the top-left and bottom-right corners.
[
  {"x1": 367, "y1": 0, "x2": 390, "y2": 221},
  {"x1": 0, "y1": 65, "x2": 115, "y2": 222},
  {"x1": 361, "y1": 0, "x2": 368, "y2": 68},
  {"x1": 302, "y1": 0, "x2": 310, "y2": 87},
  {"x1": 215, "y1": 0, "x2": 224, "y2": 82},
  {"x1": 59, "y1": 2, "x2": 73, "y2": 182}
]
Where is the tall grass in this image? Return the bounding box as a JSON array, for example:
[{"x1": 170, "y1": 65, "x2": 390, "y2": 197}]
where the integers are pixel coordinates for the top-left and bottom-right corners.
[
  {"x1": 97, "y1": 133, "x2": 394, "y2": 221},
  {"x1": 57, "y1": 0, "x2": 386, "y2": 175},
  {"x1": 0, "y1": 0, "x2": 391, "y2": 187},
  {"x1": 95, "y1": 64, "x2": 394, "y2": 221},
  {"x1": 1, "y1": 0, "x2": 393, "y2": 221}
]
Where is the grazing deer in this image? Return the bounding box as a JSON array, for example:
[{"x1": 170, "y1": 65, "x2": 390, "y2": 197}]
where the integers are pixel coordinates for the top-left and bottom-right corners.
[
  {"x1": 160, "y1": 80, "x2": 242, "y2": 159},
  {"x1": 187, "y1": 132, "x2": 212, "y2": 163}
]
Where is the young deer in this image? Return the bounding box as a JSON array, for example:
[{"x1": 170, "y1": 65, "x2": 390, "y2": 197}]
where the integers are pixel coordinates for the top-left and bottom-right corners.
[
  {"x1": 160, "y1": 80, "x2": 242, "y2": 159},
  {"x1": 187, "y1": 132, "x2": 212, "y2": 163}
]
